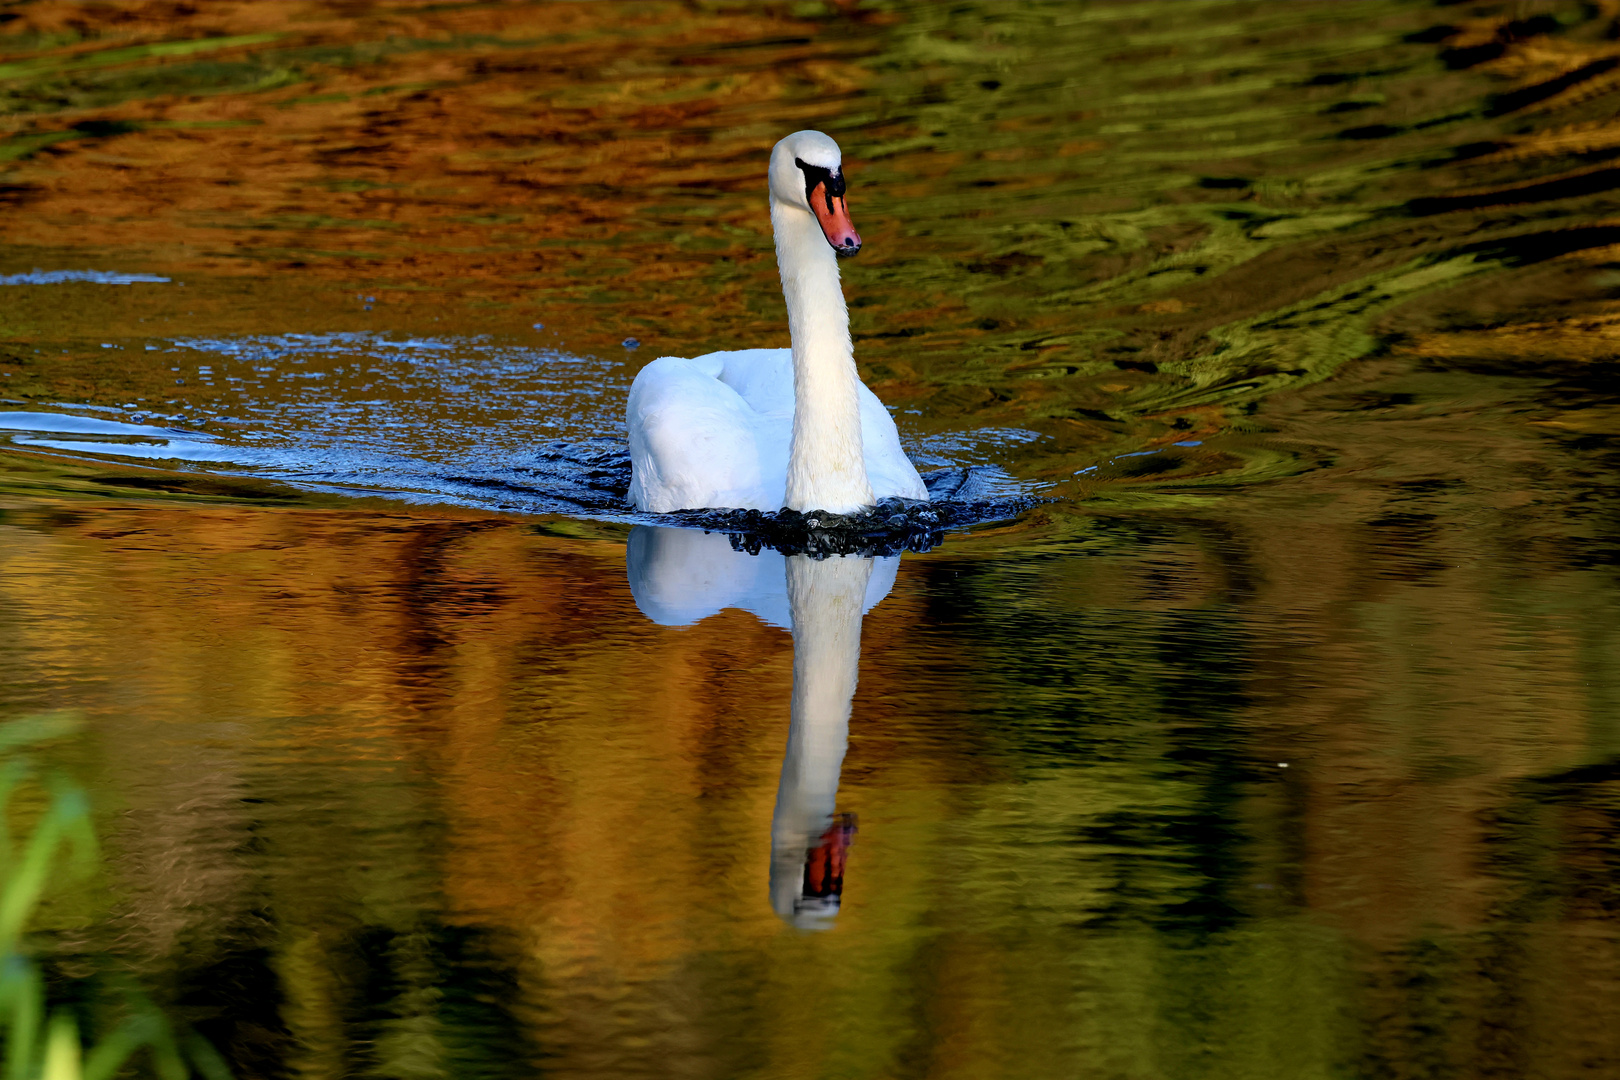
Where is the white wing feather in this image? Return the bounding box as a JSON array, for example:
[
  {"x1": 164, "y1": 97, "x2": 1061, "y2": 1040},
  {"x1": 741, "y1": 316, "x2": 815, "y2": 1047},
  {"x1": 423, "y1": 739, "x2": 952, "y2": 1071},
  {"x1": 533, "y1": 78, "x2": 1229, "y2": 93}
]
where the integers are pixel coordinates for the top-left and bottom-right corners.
[{"x1": 627, "y1": 348, "x2": 926, "y2": 512}]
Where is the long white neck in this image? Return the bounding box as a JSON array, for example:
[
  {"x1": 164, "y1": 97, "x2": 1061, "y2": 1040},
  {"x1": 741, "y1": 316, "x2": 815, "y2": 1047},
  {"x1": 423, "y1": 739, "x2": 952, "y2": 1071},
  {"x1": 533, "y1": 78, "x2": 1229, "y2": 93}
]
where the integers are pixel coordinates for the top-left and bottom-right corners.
[
  {"x1": 772, "y1": 198, "x2": 873, "y2": 515},
  {"x1": 769, "y1": 554, "x2": 871, "y2": 926}
]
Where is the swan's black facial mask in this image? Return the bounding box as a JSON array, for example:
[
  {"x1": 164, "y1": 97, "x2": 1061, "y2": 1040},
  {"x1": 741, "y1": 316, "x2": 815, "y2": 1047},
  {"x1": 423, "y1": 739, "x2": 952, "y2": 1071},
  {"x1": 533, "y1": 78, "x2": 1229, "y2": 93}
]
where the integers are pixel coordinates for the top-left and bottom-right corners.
[
  {"x1": 794, "y1": 157, "x2": 861, "y2": 257},
  {"x1": 795, "y1": 158, "x2": 845, "y2": 210}
]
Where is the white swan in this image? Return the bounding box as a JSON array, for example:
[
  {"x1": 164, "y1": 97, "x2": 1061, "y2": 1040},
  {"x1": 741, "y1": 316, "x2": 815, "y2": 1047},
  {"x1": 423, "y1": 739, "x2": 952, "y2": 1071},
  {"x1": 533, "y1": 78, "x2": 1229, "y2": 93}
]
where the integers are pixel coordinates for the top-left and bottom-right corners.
[
  {"x1": 624, "y1": 525, "x2": 893, "y2": 928},
  {"x1": 769, "y1": 552, "x2": 872, "y2": 929},
  {"x1": 626, "y1": 525, "x2": 897, "y2": 629},
  {"x1": 627, "y1": 130, "x2": 928, "y2": 515}
]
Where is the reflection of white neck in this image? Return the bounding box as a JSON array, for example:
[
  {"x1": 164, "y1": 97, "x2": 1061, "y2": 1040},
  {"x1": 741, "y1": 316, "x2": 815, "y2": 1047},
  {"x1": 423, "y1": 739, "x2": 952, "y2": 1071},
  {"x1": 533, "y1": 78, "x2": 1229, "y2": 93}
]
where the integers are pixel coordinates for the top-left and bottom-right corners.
[
  {"x1": 769, "y1": 553, "x2": 871, "y2": 927},
  {"x1": 771, "y1": 196, "x2": 872, "y2": 515}
]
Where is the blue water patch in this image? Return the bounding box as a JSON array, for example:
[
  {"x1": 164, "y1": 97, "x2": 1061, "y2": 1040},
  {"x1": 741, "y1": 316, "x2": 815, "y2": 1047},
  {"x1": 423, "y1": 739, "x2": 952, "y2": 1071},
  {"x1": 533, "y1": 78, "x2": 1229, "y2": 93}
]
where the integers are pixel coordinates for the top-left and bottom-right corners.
[
  {"x1": 0, "y1": 269, "x2": 171, "y2": 285},
  {"x1": 0, "y1": 410, "x2": 247, "y2": 465},
  {"x1": 4, "y1": 333, "x2": 1044, "y2": 530},
  {"x1": 908, "y1": 426, "x2": 1047, "y2": 498},
  {"x1": 0, "y1": 412, "x2": 178, "y2": 437}
]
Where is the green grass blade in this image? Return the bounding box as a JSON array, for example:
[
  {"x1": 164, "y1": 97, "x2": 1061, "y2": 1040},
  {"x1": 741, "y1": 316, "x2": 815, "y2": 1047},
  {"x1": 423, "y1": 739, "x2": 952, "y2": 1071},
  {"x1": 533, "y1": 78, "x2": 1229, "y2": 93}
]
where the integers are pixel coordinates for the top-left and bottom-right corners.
[
  {"x1": 0, "y1": 800, "x2": 68, "y2": 951},
  {"x1": 4, "y1": 961, "x2": 42, "y2": 1080},
  {"x1": 181, "y1": 1031, "x2": 233, "y2": 1080},
  {"x1": 81, "y1": 1017, "x2": 153, "y2": 1080},
  {"x1": 142, "y1": 1008, "x2": 189, "y2": 1080},
  {"x1": 0, "y1": 715, "x2": 82, "y2": 754},
  {"x1": 42, "y1": 1012, "x2": 82, "y2": 1080}
]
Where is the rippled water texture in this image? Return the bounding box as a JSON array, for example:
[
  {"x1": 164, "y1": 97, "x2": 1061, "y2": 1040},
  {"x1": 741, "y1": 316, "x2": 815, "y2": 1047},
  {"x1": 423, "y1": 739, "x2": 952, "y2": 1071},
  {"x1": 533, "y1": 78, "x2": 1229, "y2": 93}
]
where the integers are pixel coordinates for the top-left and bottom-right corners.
[{"x1": 5, "y1": 2, "x2": 1620, "y2": 1078}]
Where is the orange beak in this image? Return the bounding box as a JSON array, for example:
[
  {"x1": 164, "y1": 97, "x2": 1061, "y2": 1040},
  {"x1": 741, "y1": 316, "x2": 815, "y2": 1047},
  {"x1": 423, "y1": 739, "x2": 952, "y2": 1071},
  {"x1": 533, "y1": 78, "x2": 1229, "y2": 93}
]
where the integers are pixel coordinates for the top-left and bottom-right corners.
[{"x1": 809, "y1": 183, "x2": 861, "y2": 257}]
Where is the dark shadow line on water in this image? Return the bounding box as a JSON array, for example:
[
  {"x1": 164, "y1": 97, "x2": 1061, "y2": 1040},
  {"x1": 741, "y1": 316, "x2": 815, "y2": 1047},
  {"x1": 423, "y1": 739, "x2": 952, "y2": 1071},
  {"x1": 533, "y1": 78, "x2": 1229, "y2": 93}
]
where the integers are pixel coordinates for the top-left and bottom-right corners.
[
  {"x1": 1515, "y1": 753, "x2": 1620, "y2": 793},
  {"x1": 659, "y1": 468, "x2": 1047, "y2": 558},
  {"x1": 1486, "y1": 56, "x2": 1620, "y2": 116},
  {"x1": 1456, "y1": 224, "x2": 1620, "y2": 266},
  {"x1": 1405, "y1": 168, "x2": 1620, "y2": 216}
]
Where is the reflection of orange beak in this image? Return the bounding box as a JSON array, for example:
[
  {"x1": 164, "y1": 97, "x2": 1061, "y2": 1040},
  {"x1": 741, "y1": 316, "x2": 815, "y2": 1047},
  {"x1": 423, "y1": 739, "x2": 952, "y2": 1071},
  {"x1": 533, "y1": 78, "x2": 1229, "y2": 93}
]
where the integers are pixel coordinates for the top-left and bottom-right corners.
[
  {"x1": 802, "y1": 813, "x2": 857, "y2": 900},
  {"x1": 810, "y1": 184, "x2": 861, "y2": 257}
]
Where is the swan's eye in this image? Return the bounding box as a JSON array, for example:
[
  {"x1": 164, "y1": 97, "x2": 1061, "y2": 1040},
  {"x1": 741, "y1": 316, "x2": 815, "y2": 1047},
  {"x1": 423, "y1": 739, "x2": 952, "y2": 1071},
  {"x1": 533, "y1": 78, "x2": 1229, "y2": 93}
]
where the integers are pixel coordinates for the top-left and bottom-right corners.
[{"x1": 794, "y1": 157, "x2": 845, "y2": 212}]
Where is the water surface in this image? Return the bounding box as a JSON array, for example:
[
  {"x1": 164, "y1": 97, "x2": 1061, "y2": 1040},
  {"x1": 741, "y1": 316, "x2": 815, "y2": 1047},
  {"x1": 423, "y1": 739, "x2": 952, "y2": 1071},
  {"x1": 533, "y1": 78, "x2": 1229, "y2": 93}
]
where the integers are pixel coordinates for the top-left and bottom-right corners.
[{"x1": 4, "y1": 2, "x2": 1620, "y2": 1077}]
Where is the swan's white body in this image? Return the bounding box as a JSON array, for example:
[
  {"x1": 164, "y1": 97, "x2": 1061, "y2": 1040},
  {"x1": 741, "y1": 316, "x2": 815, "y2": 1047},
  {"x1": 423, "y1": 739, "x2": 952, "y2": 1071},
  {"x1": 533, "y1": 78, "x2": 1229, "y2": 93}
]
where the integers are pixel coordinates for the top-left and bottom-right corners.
[
  {"x1": 627, "y1": 131, "x2": 927, "y2": 515},
  {"x1": 627, "y1": 348, "x2": 924, "y2": 513}
]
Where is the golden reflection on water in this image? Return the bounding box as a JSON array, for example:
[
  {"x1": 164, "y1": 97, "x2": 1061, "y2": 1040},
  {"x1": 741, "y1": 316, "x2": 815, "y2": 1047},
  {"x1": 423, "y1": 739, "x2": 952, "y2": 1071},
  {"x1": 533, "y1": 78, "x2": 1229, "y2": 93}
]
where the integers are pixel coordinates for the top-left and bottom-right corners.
[
  {"x1": 5, "y1": 482, "x2": 1619, "y2": 1077},
  {"x1": 5, "y1": 1, "x2": 1620, "y2": 1077}
]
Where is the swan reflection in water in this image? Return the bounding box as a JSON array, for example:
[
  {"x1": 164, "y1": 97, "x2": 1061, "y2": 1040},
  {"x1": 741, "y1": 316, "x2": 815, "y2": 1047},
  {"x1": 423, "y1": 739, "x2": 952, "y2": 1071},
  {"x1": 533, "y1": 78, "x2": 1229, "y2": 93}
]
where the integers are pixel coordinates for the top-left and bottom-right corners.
[{"x1": 626, "y1": 526, "x2": 897, "y2": 930}]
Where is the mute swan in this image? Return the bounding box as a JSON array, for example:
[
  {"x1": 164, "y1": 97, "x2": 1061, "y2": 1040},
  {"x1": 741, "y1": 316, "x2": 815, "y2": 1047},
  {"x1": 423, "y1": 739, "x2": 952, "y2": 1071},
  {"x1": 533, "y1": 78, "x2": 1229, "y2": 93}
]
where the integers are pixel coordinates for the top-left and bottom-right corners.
[
  {"x1": 625, "y1": 525, "x2": 893, "y2": 928},
  {"x1": 625, "y1": 525, "x2": 897, "y2": 629},
  {"x1": 627, "y1": 130, "x2": 928, "y2": 515},
  {"x1": 770, "y1": 552, "x2": 872, "y2": 929}
]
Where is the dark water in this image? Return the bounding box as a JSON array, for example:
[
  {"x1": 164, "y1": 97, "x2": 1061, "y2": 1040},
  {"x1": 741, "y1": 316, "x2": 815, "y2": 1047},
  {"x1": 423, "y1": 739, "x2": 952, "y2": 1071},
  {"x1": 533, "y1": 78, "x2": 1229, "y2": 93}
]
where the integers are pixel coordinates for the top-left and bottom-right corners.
[{"x1": 4, "y1": 2, "x2": 1620, "y2": 1077}]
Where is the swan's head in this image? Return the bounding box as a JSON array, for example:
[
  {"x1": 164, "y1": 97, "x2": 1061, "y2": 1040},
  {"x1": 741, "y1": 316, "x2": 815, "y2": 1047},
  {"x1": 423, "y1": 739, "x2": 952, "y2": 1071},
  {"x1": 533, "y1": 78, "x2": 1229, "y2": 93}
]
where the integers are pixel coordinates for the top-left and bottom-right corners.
[{"x1": 769, "y1": 130, "x2": 862, "y2": 258}]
